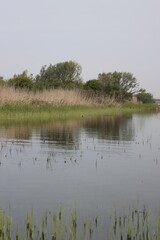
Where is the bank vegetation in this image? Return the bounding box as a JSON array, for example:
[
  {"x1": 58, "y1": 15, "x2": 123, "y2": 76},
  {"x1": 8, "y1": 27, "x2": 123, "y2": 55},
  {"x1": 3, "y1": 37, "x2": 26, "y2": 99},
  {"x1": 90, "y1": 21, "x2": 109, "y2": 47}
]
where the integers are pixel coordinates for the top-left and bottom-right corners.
[
  {"x1": 0, "y1": 86, "x2": 115, "y2": 106},
  {"x1": 0, "y1": 60, "x2": 155, "y2": 105},
  {"x1": 0, "y1": 86, "x2": 157, "y2": 125}
]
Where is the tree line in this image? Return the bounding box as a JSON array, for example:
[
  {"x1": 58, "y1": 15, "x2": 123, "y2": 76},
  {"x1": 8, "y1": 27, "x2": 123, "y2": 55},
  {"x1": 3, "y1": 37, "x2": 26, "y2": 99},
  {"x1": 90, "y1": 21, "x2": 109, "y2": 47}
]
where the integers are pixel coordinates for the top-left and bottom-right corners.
[{"x1": 0, "y1": 60, "x2": 155, "y2": 103}]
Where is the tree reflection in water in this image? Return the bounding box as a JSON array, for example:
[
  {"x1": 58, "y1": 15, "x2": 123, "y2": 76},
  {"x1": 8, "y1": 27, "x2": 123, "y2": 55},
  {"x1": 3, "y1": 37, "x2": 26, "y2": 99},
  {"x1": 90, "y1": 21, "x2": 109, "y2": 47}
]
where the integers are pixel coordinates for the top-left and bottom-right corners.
[{"x1": 0, "y1": 115, "x2": 135, "y2": 149}]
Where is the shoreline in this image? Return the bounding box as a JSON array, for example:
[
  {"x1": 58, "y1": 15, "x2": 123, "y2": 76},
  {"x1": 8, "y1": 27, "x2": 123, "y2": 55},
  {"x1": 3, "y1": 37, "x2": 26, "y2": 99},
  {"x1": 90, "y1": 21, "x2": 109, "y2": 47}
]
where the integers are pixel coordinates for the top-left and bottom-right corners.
[{"x1": 0, "y1": 103, "x2": 158, "y2": 124}]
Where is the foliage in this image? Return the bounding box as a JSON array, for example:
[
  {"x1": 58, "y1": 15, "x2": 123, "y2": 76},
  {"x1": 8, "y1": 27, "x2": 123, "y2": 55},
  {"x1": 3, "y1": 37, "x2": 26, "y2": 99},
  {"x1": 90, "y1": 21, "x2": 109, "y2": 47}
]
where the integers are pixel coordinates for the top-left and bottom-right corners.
[
  {"x1": 98, "y1": 71, "x2": 139, "y2": 101},
  {"x1": 84, "y1": 79, "x2": 102, "y2": 94},
  {"x1": 35, "y1": 61, "x2": 82, "y2": 90},
  {"x1": 8, "y1": 71, "x2": 33, "y2": 90},
  {"x1": 1, "y1": 60, "x2": 155, "y2": 103},
  {"x1": 0, "y1": 76, "x2": 6, "y2": 86},
  {"x1": 136, "y1": 89, "x2": 155, "y2": 104}
]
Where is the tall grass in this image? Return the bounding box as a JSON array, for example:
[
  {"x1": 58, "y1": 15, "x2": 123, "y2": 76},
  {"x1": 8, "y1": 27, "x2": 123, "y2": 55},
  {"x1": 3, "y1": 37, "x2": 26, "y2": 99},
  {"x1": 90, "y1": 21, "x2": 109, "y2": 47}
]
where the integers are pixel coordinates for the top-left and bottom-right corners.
[
  {"x1": 0, "y1": 86, "x2": 157, "y2": 124},
  {"x1": 0, "y1": 86, "x2": 115, "y2": 106},
  {"x1": 0, "y1": 103, "x2": 156, "y2": 125}
]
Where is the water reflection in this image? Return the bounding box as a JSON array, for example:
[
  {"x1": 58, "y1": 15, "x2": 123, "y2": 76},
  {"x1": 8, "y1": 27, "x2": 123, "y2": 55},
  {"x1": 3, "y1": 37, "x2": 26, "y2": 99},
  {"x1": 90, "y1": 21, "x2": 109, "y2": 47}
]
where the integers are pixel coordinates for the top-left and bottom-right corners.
[
  {"x1": 0, "y1": 115, "x2": 136, "y2": 146},
  {"x1": 82, "y1": 116, "x2": 135, "y2": 141}
]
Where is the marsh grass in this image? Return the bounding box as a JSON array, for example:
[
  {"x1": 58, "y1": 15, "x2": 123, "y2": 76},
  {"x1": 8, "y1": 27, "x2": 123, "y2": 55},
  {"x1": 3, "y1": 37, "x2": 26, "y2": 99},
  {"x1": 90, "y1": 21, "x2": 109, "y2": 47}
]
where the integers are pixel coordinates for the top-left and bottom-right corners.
[
  {"x1": 0, "y1": 104, "x2": 157, "y2": 126},
  {"x1": 0, "y1": 102, "x2": 157, "y2": 125},
  {"x1": 0, "y1": 104, "x2": 115, "y2": 125},
  {"x1": 0, "y1": 86, "x2": 157, "y2": 124},
  {"x1": 0, "y1": 87, "x2": 115, "y2": 106},
  {"x1": 0, "y1": 209, "x2": 12, "y2": 240},
  {"x1": 1, "y1": 206, "x2": 160, "y2": 239}
]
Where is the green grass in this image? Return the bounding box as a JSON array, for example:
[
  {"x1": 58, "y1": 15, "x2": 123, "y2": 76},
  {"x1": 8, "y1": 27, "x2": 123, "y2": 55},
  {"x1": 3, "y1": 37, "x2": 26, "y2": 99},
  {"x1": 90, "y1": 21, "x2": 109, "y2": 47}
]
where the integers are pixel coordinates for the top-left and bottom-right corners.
[
  {"x1": 0, "y1": 206, "x2": 160, "y2": 239},
  {"x1": 0, "y1": 103, "x2": 158, "y2": 125}
]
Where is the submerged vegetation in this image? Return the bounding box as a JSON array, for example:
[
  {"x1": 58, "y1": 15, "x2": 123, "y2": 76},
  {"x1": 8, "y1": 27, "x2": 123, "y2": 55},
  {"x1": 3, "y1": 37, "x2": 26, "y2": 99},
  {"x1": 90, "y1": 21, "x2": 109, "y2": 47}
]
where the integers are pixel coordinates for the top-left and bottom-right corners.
[{"x1": 0, "y1": 206, "x2": 160, "y2": 239}]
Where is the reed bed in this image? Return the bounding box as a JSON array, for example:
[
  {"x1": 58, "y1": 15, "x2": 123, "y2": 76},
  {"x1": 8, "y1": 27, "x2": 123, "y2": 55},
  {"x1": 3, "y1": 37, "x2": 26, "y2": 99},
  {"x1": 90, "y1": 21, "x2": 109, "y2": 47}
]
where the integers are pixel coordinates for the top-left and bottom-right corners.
[
  {"x1": 0, "y1": 206, "x2": 160, "y2": 239},
  {"x1": 0, "y1": 86, "x2": 157, "y2": 124},
  {"x1": 0, "y1": 86, "x2": 115, "y2": 106}
]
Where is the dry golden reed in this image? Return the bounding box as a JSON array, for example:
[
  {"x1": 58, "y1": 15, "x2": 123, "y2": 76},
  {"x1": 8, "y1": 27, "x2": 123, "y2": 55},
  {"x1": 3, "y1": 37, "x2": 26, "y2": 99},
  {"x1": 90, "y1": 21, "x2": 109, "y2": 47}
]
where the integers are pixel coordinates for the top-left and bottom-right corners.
[{"x1": 0, "y1": 86, "x2": 115, "y2": 106}]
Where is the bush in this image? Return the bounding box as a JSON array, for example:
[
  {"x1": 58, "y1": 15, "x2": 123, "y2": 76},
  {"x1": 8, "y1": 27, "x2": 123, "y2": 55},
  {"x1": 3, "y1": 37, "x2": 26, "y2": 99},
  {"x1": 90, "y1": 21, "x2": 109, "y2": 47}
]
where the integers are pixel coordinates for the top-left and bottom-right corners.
[
  {"x1": 84, "y1": 79, "x2": 102, "y2": 94},
  {"x1": 136, "y1": 91, "x2": 155, "y2": 104},
  {"x1": 8, "y1": 71, "x2": 33, "y2": 90}
]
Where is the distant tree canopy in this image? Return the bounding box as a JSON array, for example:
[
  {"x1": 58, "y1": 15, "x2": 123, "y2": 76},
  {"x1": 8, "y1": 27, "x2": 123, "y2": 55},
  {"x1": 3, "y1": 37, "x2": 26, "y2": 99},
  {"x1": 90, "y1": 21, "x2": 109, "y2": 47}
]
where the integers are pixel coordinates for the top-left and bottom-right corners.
[
  {"x1": 98, "y1": 71, "x2": 138, "y2": 100},
  {"x1": 84, "y1": 79, "x2": 102, "y2": 94},
  {"x1": 0, "y1": 76, "x2": 6, "y2": 86},
  {"x1": 85, "y1": 71, "x2": 139, "y2": 101},
  {"x1": 136, "y1": 89, "x2": 155, "y2": 104},
  {"x1": 8, "y1": 71, "x2": 33, "y2": 90},
  {"x1": 35, "y1": 61, "x2": 82, "y2": 90}
]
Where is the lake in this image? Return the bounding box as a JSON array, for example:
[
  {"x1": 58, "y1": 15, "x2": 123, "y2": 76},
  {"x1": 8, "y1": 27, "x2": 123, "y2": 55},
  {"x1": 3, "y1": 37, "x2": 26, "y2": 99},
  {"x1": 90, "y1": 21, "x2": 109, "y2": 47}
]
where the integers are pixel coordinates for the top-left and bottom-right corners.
[{"x1": 0, "y1": 112, "x2": 160, "y2": 238}]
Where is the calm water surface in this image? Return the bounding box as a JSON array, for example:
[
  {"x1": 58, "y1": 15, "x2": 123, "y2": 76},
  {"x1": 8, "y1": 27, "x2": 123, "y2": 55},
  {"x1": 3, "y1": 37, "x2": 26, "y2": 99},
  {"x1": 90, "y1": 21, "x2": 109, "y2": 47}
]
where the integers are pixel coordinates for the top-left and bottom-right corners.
[{"x1": 0, "y1": 113, "x2": 160, "y2": 235}]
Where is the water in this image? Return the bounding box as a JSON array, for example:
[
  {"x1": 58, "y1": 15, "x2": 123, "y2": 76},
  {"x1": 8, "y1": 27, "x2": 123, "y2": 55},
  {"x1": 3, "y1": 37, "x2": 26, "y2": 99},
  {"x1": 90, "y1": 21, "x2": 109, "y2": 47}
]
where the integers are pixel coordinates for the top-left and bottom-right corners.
[{"x1": 0, "y1": 113, "x2": 160, "y2": 237}]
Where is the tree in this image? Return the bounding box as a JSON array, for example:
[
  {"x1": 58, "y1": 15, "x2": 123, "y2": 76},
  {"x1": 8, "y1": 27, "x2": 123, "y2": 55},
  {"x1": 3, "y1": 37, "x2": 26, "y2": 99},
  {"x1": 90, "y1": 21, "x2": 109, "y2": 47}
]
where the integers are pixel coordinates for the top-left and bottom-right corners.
[
  {"x1": 84, "y1": 79, "x2": 102, "y2": 94},
  {"x1": 136, "y1": 89, "x2": 155, "y2": 104},
  {"x1": 8, "y1": 71, "x2": 33, "y2": 90},
  {"x1": 35, "y1": 61, "x2": 82, "y2": 90},
  {"x1": 0, "y1": 76, "x2": 6, "y2": 86},
  {"x1": 98, "y1": 71, "x2": 138, "y2": 101}
]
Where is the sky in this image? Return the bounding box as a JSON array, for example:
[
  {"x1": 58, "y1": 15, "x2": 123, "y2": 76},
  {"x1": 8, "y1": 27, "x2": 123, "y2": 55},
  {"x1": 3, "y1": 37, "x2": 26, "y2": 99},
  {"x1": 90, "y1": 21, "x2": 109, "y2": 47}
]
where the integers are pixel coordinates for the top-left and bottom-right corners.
[{"x1": 0, "y1": 0, "x2": 160, "y2": 98}]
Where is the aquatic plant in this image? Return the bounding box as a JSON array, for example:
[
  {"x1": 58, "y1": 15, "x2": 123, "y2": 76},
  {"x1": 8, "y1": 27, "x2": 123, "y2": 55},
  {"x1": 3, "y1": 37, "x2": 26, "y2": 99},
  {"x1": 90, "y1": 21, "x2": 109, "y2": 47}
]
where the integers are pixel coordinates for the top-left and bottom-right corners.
[
  {"x1": 0, "y1": 206, "x2": 160, "y2": 239},
  {"x1": 0, "y1": 102, "x2": 157, "y2": 126},
  {"x1": 0, "y1": 209, "x2": 12, "y2": 240}
]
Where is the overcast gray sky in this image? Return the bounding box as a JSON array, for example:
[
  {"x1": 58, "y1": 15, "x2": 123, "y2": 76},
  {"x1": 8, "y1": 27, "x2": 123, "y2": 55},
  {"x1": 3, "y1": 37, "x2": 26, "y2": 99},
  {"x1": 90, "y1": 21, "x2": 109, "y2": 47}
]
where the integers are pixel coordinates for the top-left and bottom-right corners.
[{"x1": 1, "y1": 0, "x2": 160, "y2": 97}]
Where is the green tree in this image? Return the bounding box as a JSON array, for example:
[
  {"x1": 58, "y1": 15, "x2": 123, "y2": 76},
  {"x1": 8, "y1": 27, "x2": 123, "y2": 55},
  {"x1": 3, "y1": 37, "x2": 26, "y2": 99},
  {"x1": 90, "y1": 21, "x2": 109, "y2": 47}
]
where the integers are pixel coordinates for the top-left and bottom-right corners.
[
  {"x1": 0, "y1": 76, "x2": 6, "y2": 86},
  {"x1": 8, "y1": 71, "x2": 33, "y2": 90},
  {"x1": 98, "y1": 71, "x2": 138, "y2": 101},
  {"x1": 84, "y1": 79, "x2": 102, "y2": 94},
  {"x1": 35, "y1": 61, "x2": 82, "y2": 90},
  {"x1": 136, "y1": 89, "x2": 155, "y2": 104}
]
